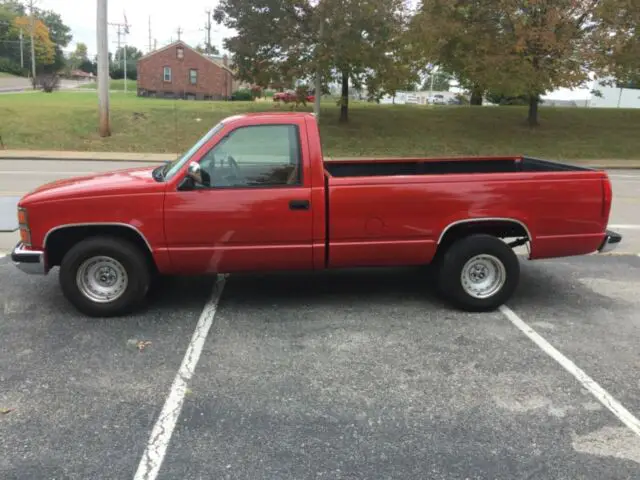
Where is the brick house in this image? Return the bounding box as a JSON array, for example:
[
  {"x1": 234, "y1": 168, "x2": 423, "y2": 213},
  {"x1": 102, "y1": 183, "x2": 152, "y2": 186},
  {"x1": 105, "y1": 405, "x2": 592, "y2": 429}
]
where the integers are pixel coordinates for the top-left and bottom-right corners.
[{"x1": 136, "y1": 41, "x2": 235, "y2": 100}]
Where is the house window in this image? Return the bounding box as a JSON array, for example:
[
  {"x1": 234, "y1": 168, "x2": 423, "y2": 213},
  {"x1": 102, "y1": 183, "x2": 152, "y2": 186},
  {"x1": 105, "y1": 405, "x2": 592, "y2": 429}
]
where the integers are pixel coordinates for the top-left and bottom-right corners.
[
  {"x1": 163, "y1": 66, "x2": 171, "y2": 82},
  {"x1": 177, "y1": 47, "x2": 184, "y2": 59},
  {"x1": 189, "y1": 69, "x2": 197, "y2": 85}
]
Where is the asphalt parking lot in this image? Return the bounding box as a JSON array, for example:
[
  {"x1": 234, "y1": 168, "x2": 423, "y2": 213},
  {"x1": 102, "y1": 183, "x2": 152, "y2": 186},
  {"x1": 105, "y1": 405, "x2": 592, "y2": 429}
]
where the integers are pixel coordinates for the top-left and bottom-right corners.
[
  {"x1": 1, "y1": 162, "x2": 640, "y2": 479},
  {"x1": 1, "y1": 253, "x2": 640, "y2": 479}
]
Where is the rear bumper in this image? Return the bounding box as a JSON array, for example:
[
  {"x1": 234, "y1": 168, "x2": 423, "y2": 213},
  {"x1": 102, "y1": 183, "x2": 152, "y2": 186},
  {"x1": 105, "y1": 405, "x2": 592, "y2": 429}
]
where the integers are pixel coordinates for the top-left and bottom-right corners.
[
  {"x1": 598, "y1": 229, "x2": 622, "y2": 253},
  {"x1": 11, "y1": 242, "x2": 45, "y2": 274}
]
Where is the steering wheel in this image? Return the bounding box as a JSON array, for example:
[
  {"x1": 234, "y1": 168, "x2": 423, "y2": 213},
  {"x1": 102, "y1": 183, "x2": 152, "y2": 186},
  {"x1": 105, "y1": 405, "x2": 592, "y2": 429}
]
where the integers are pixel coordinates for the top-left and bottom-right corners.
[{"x1": 218, "y1": 153, "x2": 244, "y2": 185}]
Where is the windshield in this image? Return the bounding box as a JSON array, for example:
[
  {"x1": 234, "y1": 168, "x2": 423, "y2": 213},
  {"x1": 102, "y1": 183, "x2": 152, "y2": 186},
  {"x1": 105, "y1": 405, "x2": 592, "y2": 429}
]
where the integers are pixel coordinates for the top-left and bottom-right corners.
[{"x1": 162, "y1": 121, "x2": 225, "y2": 180}]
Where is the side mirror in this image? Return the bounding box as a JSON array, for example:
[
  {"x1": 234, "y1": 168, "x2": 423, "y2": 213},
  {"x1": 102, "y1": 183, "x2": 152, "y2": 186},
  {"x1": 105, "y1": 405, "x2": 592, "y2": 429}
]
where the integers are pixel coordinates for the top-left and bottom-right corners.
[
  {"x1": 177, "y1": 162, "x2": 202, "y2": 191},
  {"x1": 187, "y1": 161, "x2": 201, "y2": 179}
]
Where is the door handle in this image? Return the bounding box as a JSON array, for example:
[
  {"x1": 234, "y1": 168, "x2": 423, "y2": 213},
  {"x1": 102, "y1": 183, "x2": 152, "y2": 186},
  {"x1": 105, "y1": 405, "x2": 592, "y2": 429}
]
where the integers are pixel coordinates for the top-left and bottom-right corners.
[{"x1": 289, "y1": 199, "x2": 310, "y2": 210}]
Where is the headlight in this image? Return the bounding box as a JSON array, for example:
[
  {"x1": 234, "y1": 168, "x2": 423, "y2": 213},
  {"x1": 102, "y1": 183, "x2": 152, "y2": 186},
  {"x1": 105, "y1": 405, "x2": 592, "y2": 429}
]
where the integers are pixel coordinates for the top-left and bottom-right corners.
[{"x1": 17, "y1": 207, "x2": 31, "y2": 246}]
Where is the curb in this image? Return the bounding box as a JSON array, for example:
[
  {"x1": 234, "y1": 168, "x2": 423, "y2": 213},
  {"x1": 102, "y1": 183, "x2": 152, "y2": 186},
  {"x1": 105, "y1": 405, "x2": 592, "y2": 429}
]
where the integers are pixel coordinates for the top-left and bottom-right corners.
[
  {"x1": 1, "y1": 151, "x2": 640, "y2": 169},
  {"x1": 0, "y1": 151, "x2": 175, "y2": 163}
]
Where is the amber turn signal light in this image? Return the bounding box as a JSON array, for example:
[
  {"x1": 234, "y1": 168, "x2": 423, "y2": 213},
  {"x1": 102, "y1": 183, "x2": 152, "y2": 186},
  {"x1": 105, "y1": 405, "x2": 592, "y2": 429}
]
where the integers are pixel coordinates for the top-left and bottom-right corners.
[
  {"x1": 17, "y1": 208, "x2": 28, "y2": 226},
  {"x1": 19, "y1": 227, "x2": 31, "y2": 246}
]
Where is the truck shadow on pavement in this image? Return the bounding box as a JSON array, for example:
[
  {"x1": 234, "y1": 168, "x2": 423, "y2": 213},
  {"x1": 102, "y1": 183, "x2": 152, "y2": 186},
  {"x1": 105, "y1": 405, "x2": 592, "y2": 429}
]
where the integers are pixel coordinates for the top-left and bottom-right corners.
[{"x1": 216, "y1": 266, "x2": 446, "y2": 309}]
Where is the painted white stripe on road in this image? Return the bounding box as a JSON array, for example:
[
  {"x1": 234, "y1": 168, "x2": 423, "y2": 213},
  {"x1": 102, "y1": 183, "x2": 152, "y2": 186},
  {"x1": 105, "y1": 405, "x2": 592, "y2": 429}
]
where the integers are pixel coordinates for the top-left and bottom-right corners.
[
  {"x1": 0, "y1": 170, "x2": 95, "y2": 175},
  {"x1": 500, "y1": 305, "x2": 640, "y2": 437},
  {"x1": 609, "y1": 225, "x2": 640, "y2": 230},
  {"x1": 133, "y1": 274, "x2": 227, "y2": 480},
  {"x1": 609, "y1": 174, "x2": 640, "y2": 179}
]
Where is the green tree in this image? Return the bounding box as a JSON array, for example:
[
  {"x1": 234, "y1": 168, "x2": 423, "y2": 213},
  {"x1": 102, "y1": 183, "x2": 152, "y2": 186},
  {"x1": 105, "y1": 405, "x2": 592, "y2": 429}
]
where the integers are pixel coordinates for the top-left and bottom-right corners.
[
  {"x1": 214, "y1": 0, "x2": 416, "y2": 123},
  {"x1": 67, "y1": 41, "x2": 88, "y2": 70},
  {"x1": 110, "y1": 46, "x2": 143, "y2": 80},
  {"x1": 593, "y1": 0, "x2": 640, "y2": 86},
  {"x1": 412, "y1": 0, "x2": 624, "y2": 126},
  {"x1": 0, "y1": 1, "x2": 26, "y2": 74},
  {"x1": 195, "y1": 43, "x2": 220, "y2": 55},
  {"x1": 38, "y1": 9, "x2": 72, "y2": 72}
]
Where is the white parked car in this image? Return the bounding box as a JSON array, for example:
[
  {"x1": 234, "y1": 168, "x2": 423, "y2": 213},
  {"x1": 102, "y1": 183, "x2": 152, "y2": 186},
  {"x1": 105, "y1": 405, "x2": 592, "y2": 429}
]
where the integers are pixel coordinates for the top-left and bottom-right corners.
[{"x1": 428, "y1": 94, "x2": 446, "y2": 105}]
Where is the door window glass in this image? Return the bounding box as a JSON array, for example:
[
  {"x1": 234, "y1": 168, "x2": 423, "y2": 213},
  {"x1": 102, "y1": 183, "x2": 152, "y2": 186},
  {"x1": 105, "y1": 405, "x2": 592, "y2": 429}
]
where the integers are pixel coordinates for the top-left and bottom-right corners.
[{"x1": 199, "y1": 124, "x2": 302, "y2": 188}]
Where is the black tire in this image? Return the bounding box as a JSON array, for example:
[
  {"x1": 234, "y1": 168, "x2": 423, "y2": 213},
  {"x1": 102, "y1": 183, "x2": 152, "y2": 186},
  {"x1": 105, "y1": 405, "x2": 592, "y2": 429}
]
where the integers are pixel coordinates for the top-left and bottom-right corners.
[
  {"x1": 59, "y1": 236, "x2": 151, "y2": 317},
  {"x1": 436, "y1": 234, "x2": 520, "y2": 312}
]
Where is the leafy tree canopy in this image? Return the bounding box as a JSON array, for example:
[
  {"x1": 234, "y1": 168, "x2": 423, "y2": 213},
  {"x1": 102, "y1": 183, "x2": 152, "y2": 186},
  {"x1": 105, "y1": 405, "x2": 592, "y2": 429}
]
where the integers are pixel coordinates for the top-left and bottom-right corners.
[{"x1": 214, "y1": 0, "x2": 418, "y2": 122}]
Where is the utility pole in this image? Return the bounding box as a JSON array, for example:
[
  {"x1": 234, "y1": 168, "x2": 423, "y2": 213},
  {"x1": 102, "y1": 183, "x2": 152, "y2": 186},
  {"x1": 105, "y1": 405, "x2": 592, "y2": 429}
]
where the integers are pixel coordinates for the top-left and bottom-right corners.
[
  {"x1": 28, "y1": 0, "x2": 36, "y2": 87},
  {"x1": 148, "y1": 16, "x2": 152, "y2": 52},
  {"x1": 109, "y1": 14, "x2": 130, "y2": 94},
  {"x1": 97, "y1": 0, "x2": 110, "y2": 136},
  {"x1": 19, "y1": 28, "x2": 24, "y2": 68},
  {"x1": 204, "y1": 10, "x2": 212, "y2": 53},
  {"x1": 314, "y1": 8, "x2": 323, "y2": 119},
  {"x1": 123, "y1": 13, "x2": 129, "y2": 94}
]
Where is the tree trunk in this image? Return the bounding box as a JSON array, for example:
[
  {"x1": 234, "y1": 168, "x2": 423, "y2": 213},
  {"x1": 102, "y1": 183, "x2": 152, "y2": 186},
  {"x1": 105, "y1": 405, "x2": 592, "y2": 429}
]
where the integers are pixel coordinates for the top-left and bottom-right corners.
[
  {"x1": 470, "y1": 85, "x2": 483, "y2": 105},
  {"x1": 339, "y1": 70, "x2": 349, "y2": 123},
  {"x1": 527, "y1": 94, "x2": 539, "y2": 127}
]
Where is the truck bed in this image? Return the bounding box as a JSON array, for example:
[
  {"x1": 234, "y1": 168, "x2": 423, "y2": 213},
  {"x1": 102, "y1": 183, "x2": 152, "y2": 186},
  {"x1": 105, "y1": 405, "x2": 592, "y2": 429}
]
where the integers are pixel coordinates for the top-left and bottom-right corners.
[
  {"x1": 322, "y1": 154, "x2": 609, "y2": 269},
  {"x1": 324, "y1": 156, "x2": 593, "y2": 178}
]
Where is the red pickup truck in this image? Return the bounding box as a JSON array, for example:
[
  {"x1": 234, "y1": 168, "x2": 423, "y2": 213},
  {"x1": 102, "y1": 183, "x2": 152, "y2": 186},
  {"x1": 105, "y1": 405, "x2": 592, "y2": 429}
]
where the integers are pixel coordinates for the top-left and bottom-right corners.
[{"x1": 11, "y1": 112, "x2": 621, "y2": 317}]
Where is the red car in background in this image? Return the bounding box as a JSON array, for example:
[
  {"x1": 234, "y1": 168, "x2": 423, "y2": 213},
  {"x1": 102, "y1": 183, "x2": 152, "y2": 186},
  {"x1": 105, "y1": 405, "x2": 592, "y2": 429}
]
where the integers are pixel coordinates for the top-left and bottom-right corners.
[{"x1": 273, "y1": 89, "x2": 315, "y2": 103}]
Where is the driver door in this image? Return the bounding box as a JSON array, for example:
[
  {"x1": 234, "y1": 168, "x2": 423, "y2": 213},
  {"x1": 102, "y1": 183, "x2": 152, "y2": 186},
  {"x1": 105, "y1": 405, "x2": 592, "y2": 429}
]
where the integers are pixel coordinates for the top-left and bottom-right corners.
[{"x1": 163, "y1": 122, "x2": 314, "y2": 274}]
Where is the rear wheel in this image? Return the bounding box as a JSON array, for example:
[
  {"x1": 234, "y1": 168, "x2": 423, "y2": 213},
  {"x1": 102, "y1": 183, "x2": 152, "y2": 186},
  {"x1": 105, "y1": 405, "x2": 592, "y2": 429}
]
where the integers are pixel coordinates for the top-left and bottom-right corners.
[
  {"x1": 59, "y1": 236, "x2": 151, "y2": 317},
  {"x1": 436, "y1": 234, "x2": 520, "y2": 312}
]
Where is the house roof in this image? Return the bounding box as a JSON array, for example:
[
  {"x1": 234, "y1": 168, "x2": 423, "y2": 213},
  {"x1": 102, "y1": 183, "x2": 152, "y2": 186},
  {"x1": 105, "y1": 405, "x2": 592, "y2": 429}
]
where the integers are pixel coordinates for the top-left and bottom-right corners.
[{"x1": 137, "y1": 40, "x2": 234, "y2": 75}]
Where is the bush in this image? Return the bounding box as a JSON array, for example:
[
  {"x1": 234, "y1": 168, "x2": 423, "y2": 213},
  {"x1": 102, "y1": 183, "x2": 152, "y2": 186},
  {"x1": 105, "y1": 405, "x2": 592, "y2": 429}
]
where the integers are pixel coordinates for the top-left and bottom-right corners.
[
  {"x1": 110, "y1": 66, "x2": 137, "y2": 80},
  {"x1": 31, "y1": 73, "x2": 60, "y2": 93},
  {"x1": 250, "y1": 85, "x2": 263, "y2": 99},
  {"x1": 231, "y1": 89, "x2": 253, "y2": 101},
  {"x1": 0, "y1": 57, "x2": 28, "y2": 77}
]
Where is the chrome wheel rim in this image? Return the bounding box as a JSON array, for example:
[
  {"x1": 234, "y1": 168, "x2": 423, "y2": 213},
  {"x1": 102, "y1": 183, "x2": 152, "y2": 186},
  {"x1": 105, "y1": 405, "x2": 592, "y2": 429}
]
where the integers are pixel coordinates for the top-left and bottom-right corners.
[
  {"x1": 460, "y1": 254, "x2": 506, "y2": 299},
  {"x1": 76, "y1": 256, "x2": 128, "y2": 303}
]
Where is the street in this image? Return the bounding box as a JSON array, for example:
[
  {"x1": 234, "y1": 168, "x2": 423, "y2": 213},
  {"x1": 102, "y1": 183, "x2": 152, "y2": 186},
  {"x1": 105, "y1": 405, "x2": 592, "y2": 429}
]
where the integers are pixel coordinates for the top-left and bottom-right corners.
[{"x1": 1, "y1": 159, "x2": 640, "y2": 479}]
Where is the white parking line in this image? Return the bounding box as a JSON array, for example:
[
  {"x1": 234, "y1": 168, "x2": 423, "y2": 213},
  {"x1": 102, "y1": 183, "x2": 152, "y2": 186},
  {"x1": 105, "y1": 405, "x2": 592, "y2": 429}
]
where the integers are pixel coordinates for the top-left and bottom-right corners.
[
  {"x1": 500, "y1": 305, "x2": 640, "y2": 437},
  {"x1": 609, "y1": 225, "x2": 640, "y2": 230},
  {"x1": 609, "y1": 174, "x2": 640, "y2": 179},
  {"x1": 0, "y1": 170, "x2": 94, "y2": 175},
  {"x1": 133, "y1": 274, "x2": 227, "y2": 480}
]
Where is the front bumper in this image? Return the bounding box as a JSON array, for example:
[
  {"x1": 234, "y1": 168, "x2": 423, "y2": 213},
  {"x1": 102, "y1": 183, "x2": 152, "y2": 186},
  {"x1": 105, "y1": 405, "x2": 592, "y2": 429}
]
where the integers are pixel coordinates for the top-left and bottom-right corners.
[
  {"x1": 11, "y1": 242, "x2": 45, "y2": 274},
  {"x1": 598, "y1": 229, "x2": 622, "y2": 253}
]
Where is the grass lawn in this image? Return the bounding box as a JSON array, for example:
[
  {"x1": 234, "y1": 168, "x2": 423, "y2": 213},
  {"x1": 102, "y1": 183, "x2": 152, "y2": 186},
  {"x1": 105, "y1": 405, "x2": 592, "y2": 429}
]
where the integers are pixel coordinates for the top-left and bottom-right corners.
[
  {"x1": 1, "y1": 91, "x2": 639, "y2": 159},
  {"x1": 78, "y1": 78, "x2": 135, "y2": 91}
]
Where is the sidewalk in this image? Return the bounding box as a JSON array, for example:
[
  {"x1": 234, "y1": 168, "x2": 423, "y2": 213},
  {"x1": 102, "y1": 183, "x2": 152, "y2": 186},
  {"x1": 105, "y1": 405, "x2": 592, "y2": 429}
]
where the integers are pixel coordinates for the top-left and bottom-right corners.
[{"x1": 1, "y1": 149, "x2": 640, "y2": 168}]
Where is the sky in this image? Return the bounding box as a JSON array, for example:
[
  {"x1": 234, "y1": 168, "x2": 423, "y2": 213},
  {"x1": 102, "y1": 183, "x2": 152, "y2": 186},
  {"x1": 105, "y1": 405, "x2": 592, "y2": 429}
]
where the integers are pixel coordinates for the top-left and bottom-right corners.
[
  {"x1": 37, "y1": 0, "x2": 234, "y2": 57},
  {"x1": 36, "y1": 0, "x2": 593, "y2": 100}
]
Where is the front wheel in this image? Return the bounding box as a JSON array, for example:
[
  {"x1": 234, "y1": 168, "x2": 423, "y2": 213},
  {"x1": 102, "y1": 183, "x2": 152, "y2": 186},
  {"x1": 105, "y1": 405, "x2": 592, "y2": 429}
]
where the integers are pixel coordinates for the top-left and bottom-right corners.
[
  {"x1": 436, "y1": 234, "x2": 520, "y2": 312},
  {"x1": 59, "y1": 236, "x2": 151, "y2": 317}
]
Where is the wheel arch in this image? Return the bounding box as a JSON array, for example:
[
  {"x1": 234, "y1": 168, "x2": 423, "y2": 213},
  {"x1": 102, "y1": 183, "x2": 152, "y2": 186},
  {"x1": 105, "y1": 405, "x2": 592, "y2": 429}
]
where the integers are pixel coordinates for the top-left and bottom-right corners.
[
  {"x1": 44, "y1": 223, "x2": 155, "y2": 271},
  {"x1": 435, "y1": 217, "x2": 532, "y2": 260}
]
